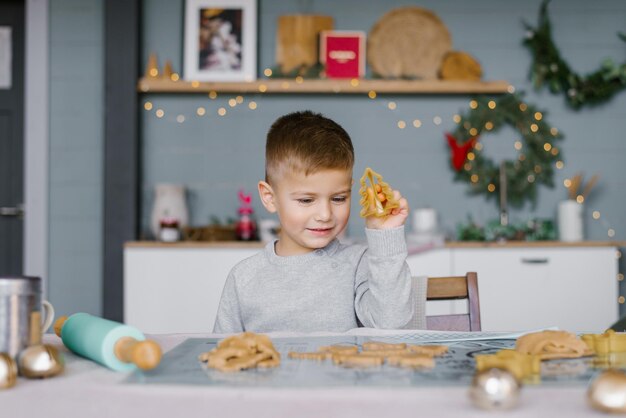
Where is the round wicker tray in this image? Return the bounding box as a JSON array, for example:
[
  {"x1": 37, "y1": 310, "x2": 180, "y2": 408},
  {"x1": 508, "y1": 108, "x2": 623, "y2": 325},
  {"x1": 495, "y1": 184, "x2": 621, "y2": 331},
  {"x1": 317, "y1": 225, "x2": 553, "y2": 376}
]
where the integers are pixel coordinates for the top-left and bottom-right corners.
[{"x1": 367, "y1": 7, "x2": 452, "y2": 79}]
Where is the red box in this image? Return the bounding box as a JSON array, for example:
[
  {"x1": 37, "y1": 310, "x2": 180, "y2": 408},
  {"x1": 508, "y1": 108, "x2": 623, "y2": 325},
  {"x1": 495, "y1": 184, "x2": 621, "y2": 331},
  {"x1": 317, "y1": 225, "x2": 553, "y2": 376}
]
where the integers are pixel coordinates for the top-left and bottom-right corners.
[{"x1": 319, "y1": 31, "x2": 366, "y2": 79}]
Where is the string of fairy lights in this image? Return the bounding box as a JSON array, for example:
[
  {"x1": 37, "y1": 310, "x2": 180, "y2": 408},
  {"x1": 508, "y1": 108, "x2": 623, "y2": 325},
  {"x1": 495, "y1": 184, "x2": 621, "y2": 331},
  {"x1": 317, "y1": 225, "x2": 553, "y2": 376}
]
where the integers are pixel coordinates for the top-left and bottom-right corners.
[{"x1": 140, "y1": 69, "x2": 620, "y2": 243}]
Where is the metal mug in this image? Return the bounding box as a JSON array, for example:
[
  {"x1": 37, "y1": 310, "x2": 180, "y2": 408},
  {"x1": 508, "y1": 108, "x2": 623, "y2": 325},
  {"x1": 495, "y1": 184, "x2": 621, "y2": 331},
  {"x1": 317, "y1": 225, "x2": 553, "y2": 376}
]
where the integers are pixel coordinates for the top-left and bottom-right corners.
[{"x1": 0, "y1": 276, "x2": 55, "y2": 359}]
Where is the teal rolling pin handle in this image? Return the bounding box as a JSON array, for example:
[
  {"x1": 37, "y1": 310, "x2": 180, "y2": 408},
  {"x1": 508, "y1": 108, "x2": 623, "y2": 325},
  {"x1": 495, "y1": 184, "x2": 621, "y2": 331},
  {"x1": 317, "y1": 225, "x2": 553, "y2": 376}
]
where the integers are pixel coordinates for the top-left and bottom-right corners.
[{"x1": 53, "y1": 313, "x2": 162, "y2": 372}]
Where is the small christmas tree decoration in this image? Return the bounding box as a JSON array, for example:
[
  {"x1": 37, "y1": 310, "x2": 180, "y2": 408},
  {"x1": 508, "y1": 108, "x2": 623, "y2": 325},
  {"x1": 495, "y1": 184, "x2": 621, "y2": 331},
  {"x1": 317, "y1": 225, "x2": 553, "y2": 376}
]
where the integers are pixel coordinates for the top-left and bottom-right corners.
[
  {"x1": 162, "y1": 60, "x2": 174, "y2": 80},
  {"x1": 145, "y1": 53, "x2": 159, "y2": 78}
]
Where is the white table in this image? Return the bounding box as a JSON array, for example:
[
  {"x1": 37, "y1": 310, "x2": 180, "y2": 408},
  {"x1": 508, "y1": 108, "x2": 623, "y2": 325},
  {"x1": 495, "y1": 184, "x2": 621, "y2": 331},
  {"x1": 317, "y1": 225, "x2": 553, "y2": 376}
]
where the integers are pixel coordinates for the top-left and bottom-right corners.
[{"x1": 3, "y1": 329, "x2": 605, "y2": 418}]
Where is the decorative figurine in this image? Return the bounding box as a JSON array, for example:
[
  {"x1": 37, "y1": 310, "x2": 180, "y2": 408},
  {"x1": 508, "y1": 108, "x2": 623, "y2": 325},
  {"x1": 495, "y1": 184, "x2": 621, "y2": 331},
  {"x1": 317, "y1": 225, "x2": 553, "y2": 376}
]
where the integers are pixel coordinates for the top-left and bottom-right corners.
[{"x1": 235, "y1": 189, "x2": 257, "y2": 241}]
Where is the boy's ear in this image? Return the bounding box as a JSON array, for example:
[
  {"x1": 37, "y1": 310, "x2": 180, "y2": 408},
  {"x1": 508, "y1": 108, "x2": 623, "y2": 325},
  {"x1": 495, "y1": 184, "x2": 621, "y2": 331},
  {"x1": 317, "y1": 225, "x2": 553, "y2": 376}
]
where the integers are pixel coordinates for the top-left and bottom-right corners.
[{"x1": 258, "y1": 181, "x2": 277, "y2": 213}]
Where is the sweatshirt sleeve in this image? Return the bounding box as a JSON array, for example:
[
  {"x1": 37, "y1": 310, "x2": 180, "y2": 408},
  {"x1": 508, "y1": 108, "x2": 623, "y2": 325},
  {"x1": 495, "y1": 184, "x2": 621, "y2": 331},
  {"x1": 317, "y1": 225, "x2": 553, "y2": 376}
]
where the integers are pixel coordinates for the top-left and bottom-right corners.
[
  {"x1": 213, "y1": 271, "x2": 245, "y2": 333},
  {"x1": 354, "y1": 226, "x2": 414, "y2": 329}
]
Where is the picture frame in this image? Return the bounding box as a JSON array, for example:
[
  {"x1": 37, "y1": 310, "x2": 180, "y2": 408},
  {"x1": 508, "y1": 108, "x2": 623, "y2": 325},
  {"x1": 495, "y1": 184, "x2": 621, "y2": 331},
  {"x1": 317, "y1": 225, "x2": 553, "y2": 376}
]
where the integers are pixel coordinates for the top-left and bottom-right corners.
[{"x1": 183, "y1": 0, "x2": 257, "y2": 82}]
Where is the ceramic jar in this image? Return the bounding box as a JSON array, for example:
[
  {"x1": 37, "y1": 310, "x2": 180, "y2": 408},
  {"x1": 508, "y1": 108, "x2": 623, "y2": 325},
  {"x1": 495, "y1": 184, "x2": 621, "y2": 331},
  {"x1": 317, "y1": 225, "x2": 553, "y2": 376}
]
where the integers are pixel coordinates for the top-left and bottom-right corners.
[
  {"x1": 150, "y1": 184, "x2": 189, "y2": 239},
  {"x1": 558, "y1": 199, "x2": 584, "y2": 242}
]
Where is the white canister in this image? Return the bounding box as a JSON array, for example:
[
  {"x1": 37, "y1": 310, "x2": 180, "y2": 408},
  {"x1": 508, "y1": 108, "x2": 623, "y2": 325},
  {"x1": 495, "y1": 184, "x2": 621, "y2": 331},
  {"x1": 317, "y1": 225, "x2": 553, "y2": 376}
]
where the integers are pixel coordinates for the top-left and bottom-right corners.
[
  {"x1": 412, "y1": 208, "x2": 438, "y2": 234},
  {"x1": 150, "y1": 184, "x2": 189, "y2": 239},
  {"x1": 258, "y1": 219, "x2": 280, "y2": 243},
  {"x1": 558, "y1": 200, "x2": 584, "y2": 242}
]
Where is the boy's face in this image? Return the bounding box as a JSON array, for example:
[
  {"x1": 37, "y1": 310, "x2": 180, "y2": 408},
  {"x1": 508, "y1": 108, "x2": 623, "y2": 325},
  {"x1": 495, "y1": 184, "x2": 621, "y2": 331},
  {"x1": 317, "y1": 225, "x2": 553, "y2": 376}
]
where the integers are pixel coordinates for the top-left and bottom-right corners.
[{"x1": 258, "y1": 168, "x2": 352, "y2": 256}]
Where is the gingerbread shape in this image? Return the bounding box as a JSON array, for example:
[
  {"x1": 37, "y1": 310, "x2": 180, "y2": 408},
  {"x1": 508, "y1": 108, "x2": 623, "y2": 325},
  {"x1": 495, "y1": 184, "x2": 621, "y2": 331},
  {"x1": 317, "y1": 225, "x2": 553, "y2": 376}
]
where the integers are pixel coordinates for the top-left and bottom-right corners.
[
  {"x1": 288, "y1": 351, "x2": 330, "y2": 361},
  {"x1": 582, "y1": 330, "x2": 626, "y2": 355},
  {"x1": 407, "y1": 344, "x2": 449, "y2": 356},
  {"x1": 199, "y1": 332, "x2": 280, "y2": 372},
  {"x1": 515, "y1": 330, "x2": 594, "y2": 360},
  {"x1": 362, "y1": 341, "x2": 407, "y2": 351},
  {"x1": 358, "y1": 167, "x2": 400, "y2": 218},
  {"x1": 474, "y1": 349, "x2": 541, "y2": 380},
  {"x1": 288, "y1": 342, "x2": 448, "y2": 369},
  {"x1": 387, "y1": 353, "x2": 435, "y2": 369},
  {"x1": 332, "y1": 353, "x2": 384, "y2": 368}
]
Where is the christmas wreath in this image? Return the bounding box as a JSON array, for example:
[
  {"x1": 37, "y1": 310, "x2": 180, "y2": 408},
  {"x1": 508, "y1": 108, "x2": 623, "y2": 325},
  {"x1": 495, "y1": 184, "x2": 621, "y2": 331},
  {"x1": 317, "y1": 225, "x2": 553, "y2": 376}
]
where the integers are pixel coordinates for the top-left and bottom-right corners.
[
  {"x1": 446, "y1": 93, "x2": 564, "y2": 208},
  {"x1": 524, "y1": 0, "x2": 626, "y2": 109}
]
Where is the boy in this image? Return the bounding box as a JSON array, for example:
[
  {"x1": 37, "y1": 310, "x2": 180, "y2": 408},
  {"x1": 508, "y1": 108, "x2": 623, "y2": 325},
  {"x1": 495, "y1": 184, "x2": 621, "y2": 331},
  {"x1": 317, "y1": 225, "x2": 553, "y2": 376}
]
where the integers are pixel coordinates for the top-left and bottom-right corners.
[{"x1": 213, "y1": 110, "x2": 413, "y2": 333}]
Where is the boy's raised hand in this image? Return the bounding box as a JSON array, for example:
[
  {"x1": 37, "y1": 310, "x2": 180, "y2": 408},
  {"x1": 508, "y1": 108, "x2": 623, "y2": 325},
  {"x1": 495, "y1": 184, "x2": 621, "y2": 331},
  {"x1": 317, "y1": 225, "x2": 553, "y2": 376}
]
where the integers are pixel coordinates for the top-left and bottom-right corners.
[{"x1": 364, "y1": 186, "x2": 409, "y2": 230}]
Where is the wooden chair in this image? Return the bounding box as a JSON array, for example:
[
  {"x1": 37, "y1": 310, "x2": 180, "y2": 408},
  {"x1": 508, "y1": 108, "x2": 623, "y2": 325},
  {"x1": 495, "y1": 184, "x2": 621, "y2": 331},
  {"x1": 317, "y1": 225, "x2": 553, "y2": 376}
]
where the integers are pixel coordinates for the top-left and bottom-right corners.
[{"x1": 426, "y1": 272, "x2": 481, "y2": 332}]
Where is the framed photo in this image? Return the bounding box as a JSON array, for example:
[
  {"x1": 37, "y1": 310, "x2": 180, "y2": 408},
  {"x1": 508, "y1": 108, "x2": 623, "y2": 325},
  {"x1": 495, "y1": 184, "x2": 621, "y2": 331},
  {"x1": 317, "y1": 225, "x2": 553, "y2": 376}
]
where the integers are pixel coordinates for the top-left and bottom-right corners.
[{"x1": 183, "y1": 0, "x2": 257, "y2": 82}]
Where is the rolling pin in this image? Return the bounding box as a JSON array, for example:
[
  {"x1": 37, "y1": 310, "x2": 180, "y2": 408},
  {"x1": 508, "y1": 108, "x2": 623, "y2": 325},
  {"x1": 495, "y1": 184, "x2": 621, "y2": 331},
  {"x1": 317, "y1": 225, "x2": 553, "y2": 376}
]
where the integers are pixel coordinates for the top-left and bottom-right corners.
[{"x1": 54, "y1": 313, "x2": 162, "y2": 372}]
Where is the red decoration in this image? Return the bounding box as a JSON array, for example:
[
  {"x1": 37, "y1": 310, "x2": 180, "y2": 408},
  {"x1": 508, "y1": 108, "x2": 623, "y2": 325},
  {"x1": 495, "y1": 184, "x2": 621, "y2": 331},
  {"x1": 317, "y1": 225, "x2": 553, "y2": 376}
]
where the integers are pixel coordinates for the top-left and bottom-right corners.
[
  {"x1": 235, "y1": 189, "x2": 257, "y2": 241},
  {"x1": 320, "y1": 31, "x2": 366, "y2": 78},
  {"x1": 446, "y1": 133, "x2": 477, "y2": 171}
]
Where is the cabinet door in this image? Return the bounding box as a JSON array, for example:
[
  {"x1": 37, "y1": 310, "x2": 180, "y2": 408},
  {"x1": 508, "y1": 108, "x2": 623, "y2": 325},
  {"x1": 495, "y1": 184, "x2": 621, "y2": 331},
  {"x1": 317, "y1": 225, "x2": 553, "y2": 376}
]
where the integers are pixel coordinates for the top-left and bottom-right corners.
[
  {"x1": 406, "y1": 248, "x2": 452, "y2": 278},
  {"x1": 124, "y1": 247, "x2": 259, "y2": 333},
  {"x1": 452, "y1": 247, "x2": 619, "y2": 332}
]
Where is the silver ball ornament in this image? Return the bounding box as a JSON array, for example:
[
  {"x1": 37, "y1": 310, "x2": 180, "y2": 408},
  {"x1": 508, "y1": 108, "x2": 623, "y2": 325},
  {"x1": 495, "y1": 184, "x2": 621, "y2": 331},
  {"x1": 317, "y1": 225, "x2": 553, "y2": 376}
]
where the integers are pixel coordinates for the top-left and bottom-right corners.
[
  {"x1": 468, "y1": 368, "x2": 521, "y2": 410},
  {"x1": 588, "y1": 369, "x2": 626, "y2": 413}
]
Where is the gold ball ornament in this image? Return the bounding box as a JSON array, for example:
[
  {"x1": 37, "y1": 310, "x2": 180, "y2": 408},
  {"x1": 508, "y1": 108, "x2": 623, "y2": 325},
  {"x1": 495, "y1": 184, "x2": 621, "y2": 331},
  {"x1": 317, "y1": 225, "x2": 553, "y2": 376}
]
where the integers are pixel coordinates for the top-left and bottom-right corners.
[
  {"x1": 0, "y1": 353, "x2": 18, "y2": 389},
  {"x1": 588, "y1": 369, "x2": 626, "y2": 413},
  {"x1": 17, "y1": 344, "x2": 65, "y2": 379},
  {"x1": 468, "y1": 368, "x2": 521, "y2": 410}
]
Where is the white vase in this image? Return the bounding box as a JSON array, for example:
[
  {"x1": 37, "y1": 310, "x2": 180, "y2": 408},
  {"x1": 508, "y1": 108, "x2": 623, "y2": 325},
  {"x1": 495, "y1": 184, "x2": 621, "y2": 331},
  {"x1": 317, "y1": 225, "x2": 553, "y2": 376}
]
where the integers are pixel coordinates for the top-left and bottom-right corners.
[
  {"x1": 150, "y1": 184, "x2": 189, "y2": 239},
  {"x1": 558, "y1": 200, "x2": 584, "y2": 242}
]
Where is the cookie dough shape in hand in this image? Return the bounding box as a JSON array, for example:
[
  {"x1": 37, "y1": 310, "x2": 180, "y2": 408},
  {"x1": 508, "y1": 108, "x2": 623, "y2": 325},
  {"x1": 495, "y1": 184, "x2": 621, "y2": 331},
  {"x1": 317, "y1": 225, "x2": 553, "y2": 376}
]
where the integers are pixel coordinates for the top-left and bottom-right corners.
[{"x1": 359, "y1": 167, "x2": 400, "y2": 218}]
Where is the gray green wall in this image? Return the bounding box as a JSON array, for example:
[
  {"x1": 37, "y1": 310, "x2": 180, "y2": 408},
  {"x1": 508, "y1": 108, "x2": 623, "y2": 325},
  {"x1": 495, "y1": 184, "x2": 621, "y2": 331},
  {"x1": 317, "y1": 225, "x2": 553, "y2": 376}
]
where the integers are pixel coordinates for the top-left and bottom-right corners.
[
  {"x1": 48, "y1": 0, "x2": 103, "y2": 316},
  {"x1": 140, "y1": 0, "x2": 626, "y2": 243}
]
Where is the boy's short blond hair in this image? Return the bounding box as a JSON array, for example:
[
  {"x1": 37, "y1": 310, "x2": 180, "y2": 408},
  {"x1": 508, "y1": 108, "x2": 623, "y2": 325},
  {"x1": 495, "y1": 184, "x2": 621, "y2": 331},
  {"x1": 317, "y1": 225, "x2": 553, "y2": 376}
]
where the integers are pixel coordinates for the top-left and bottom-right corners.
[{"x1": 265, "y1": 111, "x2": 354, "y2": 185}]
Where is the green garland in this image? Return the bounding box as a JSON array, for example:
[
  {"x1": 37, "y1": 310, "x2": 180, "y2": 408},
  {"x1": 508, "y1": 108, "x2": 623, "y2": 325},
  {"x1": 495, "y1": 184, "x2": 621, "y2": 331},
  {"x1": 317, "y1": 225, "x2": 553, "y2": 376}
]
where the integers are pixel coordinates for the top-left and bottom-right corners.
[
  {"x1": 523, "y1": 0, "x2": 626, "y2": 109},
  {"x1": 448, "y1": 93, "x2": 564, "y2": 208}
]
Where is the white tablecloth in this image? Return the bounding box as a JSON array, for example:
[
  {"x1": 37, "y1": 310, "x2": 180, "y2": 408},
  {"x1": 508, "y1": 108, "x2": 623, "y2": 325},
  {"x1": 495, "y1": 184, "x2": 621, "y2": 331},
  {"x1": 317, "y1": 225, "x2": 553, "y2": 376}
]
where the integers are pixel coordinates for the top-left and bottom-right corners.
[{"x1": 3, "y1": 329, "x2": 604, "y2": 418}]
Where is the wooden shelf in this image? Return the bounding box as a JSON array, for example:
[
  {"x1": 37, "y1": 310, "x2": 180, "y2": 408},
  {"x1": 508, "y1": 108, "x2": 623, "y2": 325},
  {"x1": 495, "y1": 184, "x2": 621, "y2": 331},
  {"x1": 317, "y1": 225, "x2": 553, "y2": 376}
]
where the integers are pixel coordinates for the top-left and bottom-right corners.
[{"x1": 137, "y1": 77, "x2": 513, "y2": 95}]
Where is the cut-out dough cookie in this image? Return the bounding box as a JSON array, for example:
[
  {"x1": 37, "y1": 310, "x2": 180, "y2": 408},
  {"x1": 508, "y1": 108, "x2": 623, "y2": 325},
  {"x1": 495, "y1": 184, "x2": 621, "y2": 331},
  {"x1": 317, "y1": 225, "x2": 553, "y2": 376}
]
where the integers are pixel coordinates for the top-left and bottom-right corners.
[
  {"x1": 475, "y1": 349, "x2": 540, "y2": 380},
  {"x1": 362, "y1": 341, "x2": 407, "y2": 351},
  {"x1": 359, "y1": 167, "x2": 400, "y2": 218},
  {"x1": 199, "y1": 332, "x2": 280, "y2": 372},
  {"x1": 318, "y1": 345, "x2": 359, "y2": 354},
  {"x1": 387, "y1": 353, "x2": 435, "y2": 369},
  {"x1": 515, "y1": 330, "x2": 594, "y2": 360},
  {"x1": 288, "y1": 351, "x2": 330, "y2": 361},
  {"x1": 407, "y1": 344, "x2": 449, "y2": 356},
  {"x1": 332, "y1": 353, "x2": 384, "y2": 368},
  {"x1": 582, "y1": 330, "x2": 626, "y2": 355},
  {"x1": 287, "y1": 342, "x2": 447, "y2": 369}
]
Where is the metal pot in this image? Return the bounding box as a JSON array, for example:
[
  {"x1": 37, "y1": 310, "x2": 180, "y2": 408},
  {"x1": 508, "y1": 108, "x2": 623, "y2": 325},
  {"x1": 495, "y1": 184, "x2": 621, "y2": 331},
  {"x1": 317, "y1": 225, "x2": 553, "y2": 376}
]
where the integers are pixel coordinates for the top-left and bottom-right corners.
[{"x1": 0, "y1": 276, "x2": 54, "y2": 358}]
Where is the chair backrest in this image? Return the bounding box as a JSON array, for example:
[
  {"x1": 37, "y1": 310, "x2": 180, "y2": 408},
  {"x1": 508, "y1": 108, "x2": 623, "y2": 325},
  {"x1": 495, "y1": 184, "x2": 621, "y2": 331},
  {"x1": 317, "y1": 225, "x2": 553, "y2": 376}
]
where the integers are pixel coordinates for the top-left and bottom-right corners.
[{"x1": 426, "y1": 272, "x2": 481, "y2": 332}]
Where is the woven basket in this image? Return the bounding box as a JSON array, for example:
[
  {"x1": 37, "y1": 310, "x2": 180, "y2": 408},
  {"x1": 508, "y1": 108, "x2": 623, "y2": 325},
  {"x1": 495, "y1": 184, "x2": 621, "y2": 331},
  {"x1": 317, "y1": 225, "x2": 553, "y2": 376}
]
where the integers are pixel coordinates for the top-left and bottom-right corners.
[
  {"x1": 367, "y1": 7, "x2": 452, "y2": 79},
  {"x1": 440, "y1": 51, "x2": 483, "y2": 81},
  {"x1": 183, "y1": 225, "x2": 237, "y2": 242}
]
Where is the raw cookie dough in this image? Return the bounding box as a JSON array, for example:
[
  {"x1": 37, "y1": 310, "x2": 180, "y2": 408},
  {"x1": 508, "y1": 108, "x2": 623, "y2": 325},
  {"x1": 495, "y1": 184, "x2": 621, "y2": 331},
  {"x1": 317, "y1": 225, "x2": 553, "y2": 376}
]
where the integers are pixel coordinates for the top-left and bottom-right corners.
[
  {"x1": 515, "y1": 330, "x2": 594, "y2": 360},
  {"x1": 199, "y1": 332, "x2": 281, "y2": 372}
]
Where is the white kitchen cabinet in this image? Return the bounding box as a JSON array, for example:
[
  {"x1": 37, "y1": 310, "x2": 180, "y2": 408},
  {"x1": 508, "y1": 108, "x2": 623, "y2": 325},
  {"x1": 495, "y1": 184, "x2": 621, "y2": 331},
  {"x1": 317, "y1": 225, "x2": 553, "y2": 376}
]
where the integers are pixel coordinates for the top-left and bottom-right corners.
[
  {"x1": 406, "y1": 248, "x2": 452, "y2": 277},
  {"x1": 124, "y1": 244, "x2": 261, "y2": 333},
  {"x1": 450, "y1": 247, "x2": 619, "y2": 333},
  {"x1": 125, "y1": 242, "x2": 621, "y2": 334}
]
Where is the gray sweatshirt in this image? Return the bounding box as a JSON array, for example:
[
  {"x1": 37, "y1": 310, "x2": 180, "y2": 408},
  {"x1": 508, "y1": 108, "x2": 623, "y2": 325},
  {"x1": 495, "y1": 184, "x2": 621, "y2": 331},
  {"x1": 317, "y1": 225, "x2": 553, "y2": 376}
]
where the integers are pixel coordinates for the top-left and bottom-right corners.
[{"x1": 213, "y1": 226, "x2": 414, "y2": 333}]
